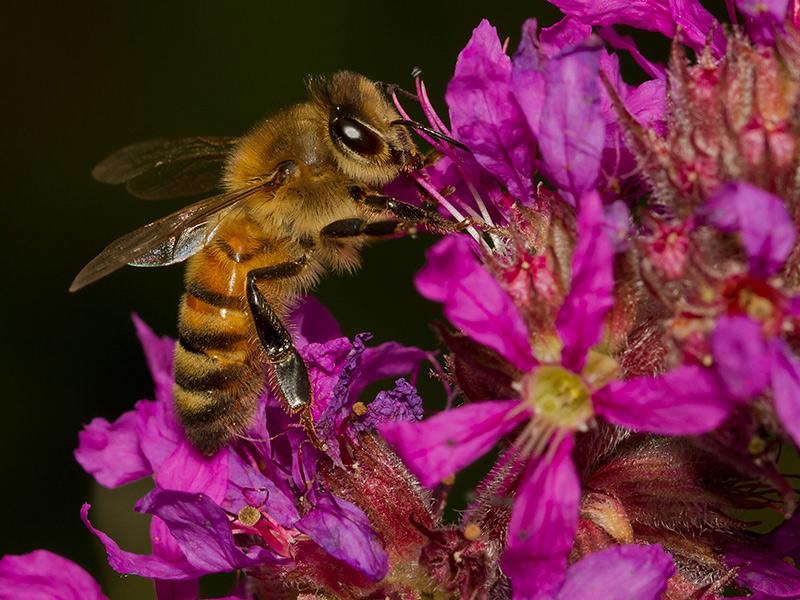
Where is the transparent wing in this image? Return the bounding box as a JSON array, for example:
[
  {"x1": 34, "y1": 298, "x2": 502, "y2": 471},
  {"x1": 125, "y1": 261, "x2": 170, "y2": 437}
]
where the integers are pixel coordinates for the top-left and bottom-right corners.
[
  {"x1": 92, "y1": 136, "x2": 238, "y2": 200},
  {"x1": 128, "y1": 221, "x2": 221, "y2": 267},
  {"x1": 71, "y1": 161, "x2": 296, "y2": 291}
]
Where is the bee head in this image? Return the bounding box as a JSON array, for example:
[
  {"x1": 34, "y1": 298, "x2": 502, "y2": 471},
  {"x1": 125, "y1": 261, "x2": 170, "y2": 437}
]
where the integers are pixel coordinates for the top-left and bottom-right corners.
[{"x1": 308, "y1": 71, "x2": 418, "y2": 186}]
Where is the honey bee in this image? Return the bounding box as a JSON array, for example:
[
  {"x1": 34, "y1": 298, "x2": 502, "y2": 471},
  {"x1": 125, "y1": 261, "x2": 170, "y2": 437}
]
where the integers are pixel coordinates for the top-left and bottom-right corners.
[{"x1": 72, "y1": 71, "x2": 463, "y2": 454}]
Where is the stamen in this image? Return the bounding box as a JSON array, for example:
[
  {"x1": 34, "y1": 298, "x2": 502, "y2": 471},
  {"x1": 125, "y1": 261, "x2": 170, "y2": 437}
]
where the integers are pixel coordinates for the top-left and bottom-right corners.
[
  {"x1": 391, "y1": 90, "x2": 446, "y2": 152},
  {"x1": 416, "y1": 77, "x2": 453, "y2": 136},
  {"x1": 411, "y1": 172, "x2": 484, "y2": 246}
]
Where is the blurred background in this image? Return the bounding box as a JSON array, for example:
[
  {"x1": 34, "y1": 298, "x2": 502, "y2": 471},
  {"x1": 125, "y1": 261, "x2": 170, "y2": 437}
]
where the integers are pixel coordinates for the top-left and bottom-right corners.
[{"x1": 0, "y1": 2, "x2": 726, "y2": 598}]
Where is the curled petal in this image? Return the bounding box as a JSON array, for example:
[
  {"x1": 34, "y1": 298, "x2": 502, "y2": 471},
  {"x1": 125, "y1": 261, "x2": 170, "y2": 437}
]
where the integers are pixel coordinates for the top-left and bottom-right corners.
[
  {"x1": 380, "y1": 400, "x2": 525, "y2": 487},
  {"x1": 295, "y1": 494, "x2": 388, "y2": 582},
  {"x1": 558, "y1": 544, "x2": 675, "y2": 599},
  {"x1": 416, "y1": 235, "x2": 535, "y2": 371},
  {"x1": 447, "y1": 19, "x2": 535, "y2": 200},
  {"x1": 75, "y1": 409, "x2": 150, "y2": 488},
  {"x1": 502, "y1": 436, "x2": 579, "y2": 598},
  {"x1": 557, "y1": 191, "x2": 615, "y2": 371},
  {"x1": 136, "y1": 489, "x2": 274, "y2": 574},
  {"x1": 539, "y1": 17, "x2": 593, "y2": 55},
  {"x1": 770, "y1": 340, "x2": 800, "y2": 446},
  {"x1": 711, "y1": 316, "x2": 770, "y2": 402},
  {"x1": 82, "y1": 503, "x2": 203, "y2": 579},
  {"x1": 703, "y1": 182, "x2": 796, "y2": 277},
  {"x1": 0, "y1": 550, "x2": 108, "y2": 600},
  {"x1": 595, "y1": 365, "x2": 732, "y2": 434},
  {"x1": 356, "y1": 378, "x2": 424, "y2": 430},
  {"x1": 302, "y1": 336, "x2": 354, "y2": 422},
  {"x1": 549, "y1": 0, "x2": 725, "y2": 56},
  {"x1": 598, "y1": 27, "x2": 665, "y2": 80}
]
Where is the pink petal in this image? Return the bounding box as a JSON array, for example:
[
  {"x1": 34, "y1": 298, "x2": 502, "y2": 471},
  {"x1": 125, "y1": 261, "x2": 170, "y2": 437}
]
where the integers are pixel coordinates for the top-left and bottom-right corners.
[
  {"x1": 557, "y1": 191, "x2": 615, "y2": 371},
  {"x1": 154, "y1": 440, "x2": 229, "y2": 504},
  {"x1": 711, "y1": 316, "x2": 770, "y2": 402},
  {"x1": 511, "y1": 20, "x2": 547, "y2": 154},
  {"x1": 595, "y1": 365, "x2": 732, "y2": 434},
  {"x1": 446, "y1": 19, "x2": 535, "y2": 201},
  {"x1": 82, "y1": 503, "x2": 203, "y2": 580},
  {"x1": 770, "y1": 340, "x2": 800, "y2": 445},
  {"x1": 527, "y1": 41, "x2": 605, "y2": 203},
  {"x1": 132, "y1": 314, "x2": 175, "y2": 405},
  {"x1": 558, "y1": 544, "x2": 675, "y2": 599},
  {"x1": 290, "y1": 296, "x2": 341, "y2": 347},
  {"x1": 75, "y1": 409, "x2": 151, "y2": 488},
  {"x1": 502, "y1": 436, "x2": 580, "y2": 598},
  {"x1": 0, "y1": 550, "x2": 108, "y2": 600},
  {"x1": 415, "y1": 235, "x2": 535, "y2": 371},
  {"x1": 295, "y1": 494, "x2": 388, "y2": 582},
  {"x1": 598, "y1": 27, "x2": 666, "y2": 80},
  {"x1": 703, "y1": 182, "x2": 795, "y2": 277},
  {"x1": 550, "y1": 0, "x2": 725, "y2": 56},
  {"x1": 349, "y1": 341, "x2": 428, "y2": 399},
  {"x1": 380, "y1": 400, "x2": 525, "y2": 487},
  {"x1": 736, "y1": 0, "x2": 789, "y2": 45},
  {"x1": 136, "y1": 490, "x2": 274, "y2": 574},
  {"x1": 136, "y1": 398, "x2": 183, "y2": 473},
  {"x1": 539, "y1": 17, "x2": 593, "y2": 55}
]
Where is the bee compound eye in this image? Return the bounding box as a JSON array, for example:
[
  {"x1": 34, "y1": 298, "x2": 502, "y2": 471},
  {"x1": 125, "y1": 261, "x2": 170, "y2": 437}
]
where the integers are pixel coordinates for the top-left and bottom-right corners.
[{"x1": 330, "y1": 115, "x2": 383, "y2": 156}]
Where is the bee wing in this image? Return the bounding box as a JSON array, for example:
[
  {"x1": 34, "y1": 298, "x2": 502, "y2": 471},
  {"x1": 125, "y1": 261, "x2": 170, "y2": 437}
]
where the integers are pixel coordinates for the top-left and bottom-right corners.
[
  {"x1": 92, "y1": 136, "x2": 238, "y2": 200},
  {"x1": 71, "y1": 161, "x2": 296, "y2": 292}
]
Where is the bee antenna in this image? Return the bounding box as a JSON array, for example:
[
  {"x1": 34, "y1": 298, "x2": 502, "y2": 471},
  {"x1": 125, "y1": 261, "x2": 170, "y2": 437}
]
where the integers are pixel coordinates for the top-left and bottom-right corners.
[{"x1": 391, "y1": 119, "x2": 471, "y2": 153}]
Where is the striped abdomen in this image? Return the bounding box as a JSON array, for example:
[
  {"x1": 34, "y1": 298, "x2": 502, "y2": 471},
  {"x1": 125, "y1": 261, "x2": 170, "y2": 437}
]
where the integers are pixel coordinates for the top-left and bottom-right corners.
[{"x1": 174, "y1": 226, "x2": 291, "y2": 454}]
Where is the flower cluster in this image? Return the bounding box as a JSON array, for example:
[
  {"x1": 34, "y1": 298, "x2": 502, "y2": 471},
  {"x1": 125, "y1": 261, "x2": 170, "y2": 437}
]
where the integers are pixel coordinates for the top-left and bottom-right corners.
[{"x1": 5, "y1": 1, "x2": 800, "y2": 599}]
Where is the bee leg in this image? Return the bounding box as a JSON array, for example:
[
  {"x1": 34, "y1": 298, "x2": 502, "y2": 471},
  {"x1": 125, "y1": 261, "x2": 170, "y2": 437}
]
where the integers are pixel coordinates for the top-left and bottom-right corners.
[
  {"x1": 320, "y1": 218, "x2": 403, "y2": 239},
  {"x1": 348, "y1": 186, "x2": 467, "y2": 233},
  {"x1": 245, "y1": 260, "x2": 324, "y2": 448}
]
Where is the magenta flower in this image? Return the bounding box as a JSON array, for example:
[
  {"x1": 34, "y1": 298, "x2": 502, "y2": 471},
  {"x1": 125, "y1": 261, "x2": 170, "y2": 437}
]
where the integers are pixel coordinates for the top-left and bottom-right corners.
[
  {"x1": 700, "y1": 182, "x2": 800, "y2": 444},
  {"x1": 505, "y1": 543, "x2": 675, "y2": 600},
  {"x1": 381, "y1": 191, "x2": 730, "y2": 596},
  {"x1": 0, "y1": 550, "x2": 108, "y2": 600},
  {"x1": 74, "y1": 298, "x2": 429, "y2": 591},
  {"x1": 737, "y1": 0, "x2": 789, "y2": 45},
  {"x1": 726, "y1": 514, "x2": 800, "y2": 598},
  {"x1": 446, "y1": 19, "x2": 535, "y2": 203},
  {"x1": 511, "y1": 19, "x2": 605, "y2": 204}
]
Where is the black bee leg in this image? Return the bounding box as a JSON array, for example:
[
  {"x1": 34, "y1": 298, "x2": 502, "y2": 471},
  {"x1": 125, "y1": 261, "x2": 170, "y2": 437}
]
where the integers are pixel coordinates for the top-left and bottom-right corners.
[
  {"x1": 246, "y1": 259, "x2": 323, "y2": 448},
  {"x1": 320, "y1": 218, "x2": 404, "y2": 239},
  {"x1": 348, "y1": 186, "x2": 467, "y2": 233}
]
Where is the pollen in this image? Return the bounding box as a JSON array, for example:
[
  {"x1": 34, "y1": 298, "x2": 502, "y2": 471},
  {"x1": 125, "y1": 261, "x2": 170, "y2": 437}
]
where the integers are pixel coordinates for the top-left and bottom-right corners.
[
  {"x1": 238, "y1": 505, "x2": 262, "y2": 527},
  {"x1": 352, "y1": 401, "x2": 368, "y2": 416},
  {"x1": 463, "y1": 523, "x2": 481, "y2": 541}
]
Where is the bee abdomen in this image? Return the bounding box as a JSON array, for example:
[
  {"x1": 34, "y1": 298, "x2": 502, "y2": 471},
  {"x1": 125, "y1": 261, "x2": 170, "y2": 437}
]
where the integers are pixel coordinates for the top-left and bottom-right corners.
[{"x1": 174, "y1": 291, "x2": 259, "y2": 454}]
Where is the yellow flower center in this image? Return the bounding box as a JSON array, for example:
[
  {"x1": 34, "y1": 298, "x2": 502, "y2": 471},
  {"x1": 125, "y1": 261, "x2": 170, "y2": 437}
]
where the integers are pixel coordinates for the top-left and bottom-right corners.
[{"x1": 523, "y1": 366, "x2": 593, "y2": 430}]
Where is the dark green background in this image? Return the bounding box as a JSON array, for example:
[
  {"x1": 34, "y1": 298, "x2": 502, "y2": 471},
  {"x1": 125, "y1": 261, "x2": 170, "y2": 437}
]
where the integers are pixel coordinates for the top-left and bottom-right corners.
[{"x1": 0, "y1": 3, "x2": 561, "y2": 598}]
